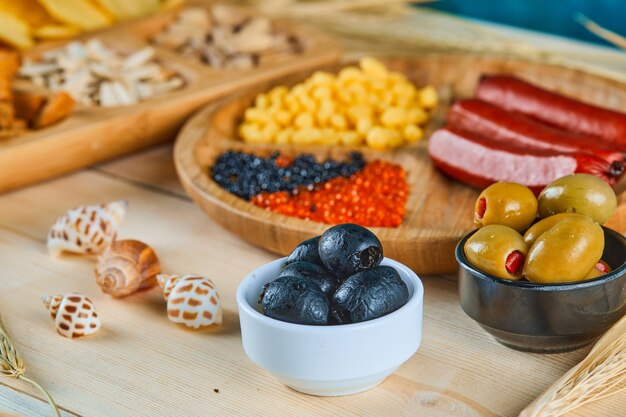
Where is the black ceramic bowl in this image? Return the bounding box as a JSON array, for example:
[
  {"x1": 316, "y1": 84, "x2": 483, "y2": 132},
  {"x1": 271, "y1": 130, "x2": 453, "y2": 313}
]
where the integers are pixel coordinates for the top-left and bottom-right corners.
[{"x1": 456, "y1": 226, "x2": 626, "y2": 353}]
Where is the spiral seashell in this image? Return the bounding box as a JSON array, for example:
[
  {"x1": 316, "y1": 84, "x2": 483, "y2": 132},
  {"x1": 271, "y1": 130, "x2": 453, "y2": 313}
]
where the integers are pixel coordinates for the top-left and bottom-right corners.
[
  {"x1": 47, "y1": 200, "x2": 128, "y2": 257},
  {"x1": 157, "y1": 274, "x2": 223, "y2": 329},
  {"x1": 42, "y1": 293, "x2": 101, "y2": 338},
  {"x1": 95, "y1": 239, "x2": 161, "y2": 298}
]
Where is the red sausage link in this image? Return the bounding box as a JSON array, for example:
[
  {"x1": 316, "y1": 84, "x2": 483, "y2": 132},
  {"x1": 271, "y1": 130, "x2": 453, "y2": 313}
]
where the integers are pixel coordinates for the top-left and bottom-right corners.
[
  {"x1": 448, "y1": 98, "x2": 625, "y2": 171},
  {"x1": 476, "y1": 75, "x2": 626, "y2": 151},
  {"x1": 427, "y1": 128, "x2": 619, "y2": 193}
]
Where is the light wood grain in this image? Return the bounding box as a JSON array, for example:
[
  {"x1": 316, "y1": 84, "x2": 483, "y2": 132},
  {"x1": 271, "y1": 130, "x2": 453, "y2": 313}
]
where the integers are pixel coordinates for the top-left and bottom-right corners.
[
  {"x1": 0, "y1": 2, "x2": 341, "y2": 194},
  {"x1": 173, "y1": 54, "x2": 626, "y2": 276},
  {"x1": 0, "y1": 159, "x2": 624, "y2": 417},
  {"x1": 0, "y1": 385, "x2": 76, "y2": 417},
  {"x1": 94, "y1": 143, "x2": 187, "y2": 198}
]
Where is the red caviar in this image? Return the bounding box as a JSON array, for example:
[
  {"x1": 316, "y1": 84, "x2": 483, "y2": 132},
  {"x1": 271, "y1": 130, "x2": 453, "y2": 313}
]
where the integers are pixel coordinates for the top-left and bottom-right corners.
[
  {"x1": 274, "y1": 155, "x2": 293, "y2": 168},
  {"x1": 252, "y1": 161, "x2": 408, "y2": 227}
]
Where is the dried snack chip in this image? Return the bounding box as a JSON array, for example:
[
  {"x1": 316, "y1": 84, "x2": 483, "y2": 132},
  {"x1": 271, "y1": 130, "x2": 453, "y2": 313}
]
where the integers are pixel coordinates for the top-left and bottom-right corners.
[
  {"x1": 0, "y1": 12, "x2": 33, "y2": 50},
  {"x1": 0, "y1": 0, "x2": 56, "y2": 26},
  {"x1": 94, "y1": 0, "x2": 160, "y2": 20},
  {"x1": 38, "y1": 0, "x2": 112, "y2": 31},
  {"x1": 34, "y1": 24, "x2": 81, "y2": 40}
]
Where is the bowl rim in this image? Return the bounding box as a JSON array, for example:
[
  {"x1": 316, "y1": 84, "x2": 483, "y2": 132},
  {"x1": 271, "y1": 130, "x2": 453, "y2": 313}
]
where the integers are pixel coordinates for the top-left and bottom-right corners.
[
  {"x1": 236, "y1": 257, "x2": 424, "y2": 331},
  {"x1": 455, "y1": 225, "x2": 626, "y2": 291}
]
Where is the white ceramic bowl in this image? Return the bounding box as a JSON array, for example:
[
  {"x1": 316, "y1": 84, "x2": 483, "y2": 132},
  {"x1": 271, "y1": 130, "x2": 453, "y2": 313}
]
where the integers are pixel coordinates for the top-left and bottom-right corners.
[{"x1": 237, "y1": 257, "x2": 424, "y2": 396}]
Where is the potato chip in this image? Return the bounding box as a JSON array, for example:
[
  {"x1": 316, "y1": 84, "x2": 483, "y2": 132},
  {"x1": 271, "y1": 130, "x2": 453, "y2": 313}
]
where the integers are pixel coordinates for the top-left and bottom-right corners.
[
  {"x1": 161, "y1": 0, "x2": 186, "y2": 10},
  {"x1": 0, "y1": 12, "x2": 33, "y2": 49},
  {"x1": 93, "y1": 0, "x2": 159, "y2": 20},
  {"x1": 0, "y1": 0, "x2": 56, "y2": 27},
  {"x1": 37, "y1": 0, "x2": 113, "y2": 30},
  {"x1": 34, "y1": 24, "x2": 82, "y2": 40}
]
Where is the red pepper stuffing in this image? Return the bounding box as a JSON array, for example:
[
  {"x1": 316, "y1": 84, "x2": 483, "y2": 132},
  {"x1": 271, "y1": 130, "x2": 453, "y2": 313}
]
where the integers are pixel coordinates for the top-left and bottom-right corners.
[
  {"x1": 476, "y1": 197, "x2": 487, "y2": 221},
  {"x1": 505, "y1": 250, "x2": 525, "y2": 275},
  {"x1": 274, "y1": 155, "x2": 293, "y2": 168},
  {"x1": 595, "y1": 261, "x2": 610, "y2": 273}
]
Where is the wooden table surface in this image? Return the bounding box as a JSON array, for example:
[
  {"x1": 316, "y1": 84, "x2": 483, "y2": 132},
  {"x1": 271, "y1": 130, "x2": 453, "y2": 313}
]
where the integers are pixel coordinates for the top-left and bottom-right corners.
[
  {"x1": 3, "y1": 7, "x2": 626, "y2": 416},
  {"x1": 0, "y1": 144, "x2": 624, "y2": 417}
]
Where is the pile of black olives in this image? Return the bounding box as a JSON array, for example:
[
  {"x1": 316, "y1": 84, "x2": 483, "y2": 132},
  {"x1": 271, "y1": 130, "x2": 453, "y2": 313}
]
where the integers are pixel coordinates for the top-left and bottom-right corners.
[
  {"x1": 465, "y1": 174, "x2": 617, "y2": 284},
  {"x1": 259, "y1": 223, "x2": 409, "y2": 325}
]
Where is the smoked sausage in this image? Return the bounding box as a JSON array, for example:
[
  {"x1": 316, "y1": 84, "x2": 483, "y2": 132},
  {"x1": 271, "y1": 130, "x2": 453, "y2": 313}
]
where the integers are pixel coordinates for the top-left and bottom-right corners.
[
  {"x1": 448, "y1": 98, "x2": 625, "y2": 171},
  {"x1": 428, "y1": 128, "x2": 620, "y2": 193},
  {"x1": 476, "y1": 75, "x2": 626, "y2": 151}
]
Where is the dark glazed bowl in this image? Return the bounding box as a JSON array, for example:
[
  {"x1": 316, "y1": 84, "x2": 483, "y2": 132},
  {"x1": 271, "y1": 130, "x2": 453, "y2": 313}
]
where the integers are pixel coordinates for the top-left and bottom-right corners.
[{"x1": 456, "y1": 226, "x2": 626, "y2": 353}]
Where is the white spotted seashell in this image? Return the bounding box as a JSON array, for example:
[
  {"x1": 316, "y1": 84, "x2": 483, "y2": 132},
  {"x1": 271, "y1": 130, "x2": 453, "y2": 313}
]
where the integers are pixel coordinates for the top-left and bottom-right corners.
[
  {"x1": 157, "y1": 274, "x2": 222, "y2": 329},
  {"x1": 42, "y1": 293, "x2": 101, "y2": 338},
  {"x1": 47, "y1": 200, "x2": 128, "y2": 257}
]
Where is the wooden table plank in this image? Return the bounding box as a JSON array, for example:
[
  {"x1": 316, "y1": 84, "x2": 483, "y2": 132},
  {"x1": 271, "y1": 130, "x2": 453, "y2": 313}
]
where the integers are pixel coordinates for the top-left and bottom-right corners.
[
  {"x1": 0, "y1": 169, "x2": 623, "y2": 417},
  {"x1": 0, "y1": 385, "x2": 77, "y2": 417},
  {"x1": 94, "y1": 144, "x2": 187, "y2": 198}
]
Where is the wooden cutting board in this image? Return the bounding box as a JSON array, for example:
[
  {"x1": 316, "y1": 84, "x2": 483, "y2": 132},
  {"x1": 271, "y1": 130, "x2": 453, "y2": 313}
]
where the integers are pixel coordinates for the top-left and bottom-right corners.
[
  {"x1": 174, "y1": 54, "x2": 626, "y2": 275},
  {"x1": 0, "y1": 2, "x2": 340, "y2": 193}
]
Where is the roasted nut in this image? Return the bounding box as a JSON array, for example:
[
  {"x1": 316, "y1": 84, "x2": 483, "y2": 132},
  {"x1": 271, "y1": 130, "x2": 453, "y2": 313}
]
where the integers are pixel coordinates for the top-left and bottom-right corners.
[
  {"x1": 153, "y1": 6, "x2": 300, "y2": 69},
  {"x1": 19, "y1": 39, "x2": 185, "y2": 107}
]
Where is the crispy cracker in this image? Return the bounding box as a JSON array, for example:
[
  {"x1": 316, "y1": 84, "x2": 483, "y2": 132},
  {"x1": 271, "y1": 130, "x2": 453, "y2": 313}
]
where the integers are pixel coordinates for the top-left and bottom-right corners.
[
  {"x1": 33, "y1": 91, "x2": 75, "y2": 128},
  {"x1": 0, "y1": 100, "x2": 14, "y2": 128},
  {"x1": 0, "y1": 124, "x2": 25, "y2": 139},
  {"x1": 0, "y1": 78, "x2": 12, "y2": 101},
  {"x1": 13, "y1": 91, "x2": 46, "y2": 123},
  {"x1": 10, "y1": 117, "x2": 26, "y2": 129},
  {"x1": 0, "y1": 48, "x2": 20, "y2": 76}
]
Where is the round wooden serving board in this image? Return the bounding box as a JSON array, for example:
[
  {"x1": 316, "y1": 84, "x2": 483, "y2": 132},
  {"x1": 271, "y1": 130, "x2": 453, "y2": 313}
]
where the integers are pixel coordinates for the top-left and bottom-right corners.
[{"x1": 174, "y1": 54, "x2": 626, "y2": 275}]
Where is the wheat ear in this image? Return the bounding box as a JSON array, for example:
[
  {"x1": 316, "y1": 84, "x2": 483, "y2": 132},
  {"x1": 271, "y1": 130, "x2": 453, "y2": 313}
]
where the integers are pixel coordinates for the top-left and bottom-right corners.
[{"x1": 0, "y1": 315, "x2": 61, "y2": 417}]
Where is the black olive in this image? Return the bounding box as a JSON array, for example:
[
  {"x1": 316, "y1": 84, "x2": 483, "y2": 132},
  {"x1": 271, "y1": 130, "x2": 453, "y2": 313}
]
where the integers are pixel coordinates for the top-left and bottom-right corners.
[
  {"x1": 318, "y1": 223, "x2": 383, "y2": 279},
  {"x1": 331, "y1": 266, "x2": 409, "y2": 324},
  {"x1": 259, "y1": 276, "x2": 329, "y2": 325},
  {"x1": 284, "y1": 236, "x2": 322, "y2": 266},
  {"x1": 278, "y1": 262, "x2": 340, "y2": 298}
]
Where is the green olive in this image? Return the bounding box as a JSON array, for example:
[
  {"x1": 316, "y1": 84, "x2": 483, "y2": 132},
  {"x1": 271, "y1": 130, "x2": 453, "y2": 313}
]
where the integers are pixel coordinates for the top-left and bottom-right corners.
[
  {"x1": 538, "y1": 174, "x2": 617, "y2": 224},
  {"x1": 584, "y1": 260, "x2": 612, "y2": 280},
  {"x1": 464, "y1": 225, "x2": 528, "y2": 280},
  {"x1": 523, "y1": 213, "x2": 587, "y2": 245},
  {"x1": 523, "y1": 216, "x2": 604, "y2": 283},
  {"x1": 474, "y1": 182, "x2": 538, "y2": 233}
]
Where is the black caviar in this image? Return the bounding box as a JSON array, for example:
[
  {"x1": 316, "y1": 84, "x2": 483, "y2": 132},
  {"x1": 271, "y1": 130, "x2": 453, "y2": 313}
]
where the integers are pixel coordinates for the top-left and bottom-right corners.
[{"x1": 211, "y1": 151, "x2": 366, "y2": 200}]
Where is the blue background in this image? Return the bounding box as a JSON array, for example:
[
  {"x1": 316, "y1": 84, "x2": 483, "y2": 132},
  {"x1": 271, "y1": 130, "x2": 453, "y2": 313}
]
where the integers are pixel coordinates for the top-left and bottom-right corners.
[{"x1": 418, "y1": 0, "x2": 623, "y2": 48}]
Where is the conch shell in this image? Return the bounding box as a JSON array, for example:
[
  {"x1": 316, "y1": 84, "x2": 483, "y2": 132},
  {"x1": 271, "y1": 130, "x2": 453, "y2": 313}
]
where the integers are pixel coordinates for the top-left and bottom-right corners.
[
  {"x1": 95, "y1": 239, "x2": 161, "y2": 298},
  {"x1": 47, "y1": 200, "x2": 128, "y2": 256},
  {"x1": 42, "y1": 293, "x2": 101, "y2": 338},
  {"x1": 157, "y1": 274, "x2": 223, "y2": 329}
]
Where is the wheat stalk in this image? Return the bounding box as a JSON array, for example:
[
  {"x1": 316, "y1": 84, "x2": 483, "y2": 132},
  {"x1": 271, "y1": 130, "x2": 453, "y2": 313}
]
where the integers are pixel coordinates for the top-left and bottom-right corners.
[
  {"x1": 242, "y1": 0, "x2": 626, "y2": 83},
  {"x1": 576, "y1": 13, "x2": 626, "y2": 50},
  {"x1": 520, "y1": 314, "x2": 626, "y2": 417},
  {"x1": 248, "y1": 0, "x2": 435, "y2": 16},
  {"x1": 242, "y1": 0, "x2": 540, "y2": 56},
  {"x1": 0, "y1": 315, "x2": 61, "y2": 417}
]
